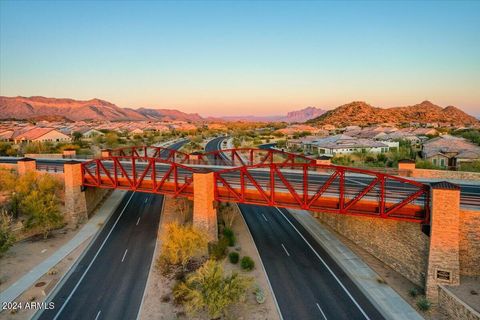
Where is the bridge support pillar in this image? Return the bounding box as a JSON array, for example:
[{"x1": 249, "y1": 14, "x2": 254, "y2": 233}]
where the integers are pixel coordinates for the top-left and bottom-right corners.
[
  {"x1": 64, "y1": 160, "x2": 88, "y2": 227},
  {"x1": 425, "y1": 181, "x2": 461, "y2": 303},
  {"x1": 17, "y1": 158, "x2": 36, "y2": 175},
  {"x1": 101, "y1": 149, "x2": 111, "y2": 158},
  {"x1": 398, "y1": 159, "x2": 416, "y2": 177},
  {"x1": 193, "y1": 172, "x2": 218, "y2": 241}
]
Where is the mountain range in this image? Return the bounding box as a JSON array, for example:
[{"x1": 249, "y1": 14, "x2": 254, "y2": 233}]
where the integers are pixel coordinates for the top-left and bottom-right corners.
[
  {"x1": 307, "y1": 101, "x2": 479, "y2": 127},
  {"x1": 0, "y1": 96, "x2": 326, "y2": 123},
  {"x1": 219, "y1": 107, "x2": 326, "y2": 123},
  {"x1": 0, "y1": 96, "x2": 477, "y2": 126},
  {"x1": 0, "y1": 96, "x2": 203, "y2": 122}
]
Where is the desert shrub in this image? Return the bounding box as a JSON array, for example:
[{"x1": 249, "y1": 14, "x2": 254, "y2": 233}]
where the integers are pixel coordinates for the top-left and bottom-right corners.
[
  {"x1": 408, "y1": 288, "x2": 418, "y2": 297},
  {"x1": 174, "y1": 260, "x2": 252, "y2": 318},
  {"x1": 240, "y1": 256, "x2": 255, "y2": 271},
  {"x1": 416, "y1": 297, "x2": 431, "y2": 311},
  {"x1": 209, "y1": 237, "x2": 229, "y2": 260},
  {"x1": 158, "y1": 223, "x2": 208, "y2": 270},
  {"x1": 0, "y1": 211, "x2": 15, "y2": 255},
  {"x1": 228, "y1": 252, "x2": 239, "y2": 264},
  {"x1": 223, "y1": 227, "x2": 236, "y2": 246}
]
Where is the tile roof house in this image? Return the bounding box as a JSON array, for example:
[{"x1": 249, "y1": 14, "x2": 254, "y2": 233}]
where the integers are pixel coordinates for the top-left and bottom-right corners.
[
  {"x1": 309, "y1": 134, "x2": 398, "y2": 156},
  {"x1": 13, "y1": 127, "x2": 71, "y2": 144},
  {"x1": 421, "y1": 135, "x2": 480, "y2": 169}
]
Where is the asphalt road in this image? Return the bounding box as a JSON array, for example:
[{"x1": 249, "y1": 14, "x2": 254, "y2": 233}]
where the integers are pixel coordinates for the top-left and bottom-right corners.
[
  {"x1": 206, "y1": 137, "x2": 384, "y2": 320},
  {"x1": 37, "y1": 192, "x2": 163, "y2": 320},
  {"x1": 35, "y1": 140, "x2": 187, "y2": 320},
  {"x1": 241, "y1": 205, "x2": 384, "y2": 320}
]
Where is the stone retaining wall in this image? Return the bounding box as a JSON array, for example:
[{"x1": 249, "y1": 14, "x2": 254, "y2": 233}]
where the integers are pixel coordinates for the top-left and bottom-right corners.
[
  {"x1": 85, "y1": 187, "x2": 110, "y2": 216},
  {"x1": 460, "y1": 210, "x2": 480, "y2": 276},
  {"x1": 313, "y1": 212, "x2": 429, "y2": 286},
  {"x1": 411, "y1": 169, "x2": 480, "y2": 181},
  {"x1": 439, "y1": 286, "x2": 480, "y2": 320}
]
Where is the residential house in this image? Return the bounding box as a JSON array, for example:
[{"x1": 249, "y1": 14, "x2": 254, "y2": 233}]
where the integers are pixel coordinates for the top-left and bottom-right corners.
[
  {"x1": 421, "y1": 135, "x2": 480, "y2": 169},
  {"x1": 309, "y1": 134, "x2": 397, "y2": 156},
  {"x1": 14, "y1": 127, "x2": 71, "y2": 144}
]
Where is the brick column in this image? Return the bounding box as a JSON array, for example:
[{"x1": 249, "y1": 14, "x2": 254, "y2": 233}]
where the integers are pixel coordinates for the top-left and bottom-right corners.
[
  {"x1": 101, "y1": 149, "x2": 111, "y2": 158},
  {"x1": 64, "y1": 160, "x2": 88, "y2": 226},
  {"x1": 316, "y1": 156, "x2": 331, "y2": 165},
  {"x1": 398, "y1": 159, "x2": 416, "y2": 177},
  {"x1": 17, "y1": 158, "x2": 36, "y2": 175},
  {"x1": 193, "y1": 172, "x2": 218, "y2": 241},
  {"x1": 426, "y1": 181, "x2": 461, "y2": 303}
]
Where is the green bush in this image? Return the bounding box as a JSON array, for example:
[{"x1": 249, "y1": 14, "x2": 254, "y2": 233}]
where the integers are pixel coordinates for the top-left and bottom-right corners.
[
  {"x1": 223, "y1": 227, "x2": 236, "y2": 247},
  {"x1": 408, "y1": 288, "x2": 418, "y2": 297},
  {"x1": 240, "y1": 256, "x2": 255, "y2": 271},
  {"x1": 416, "y1": 297, "x2": 431, "y2": 311},
  {"x1": 228, "y1": 252, "x2": 239, "y2": 264},
  {"x1": 209, "y1": 237, "x2": 229, "y2": 260}
]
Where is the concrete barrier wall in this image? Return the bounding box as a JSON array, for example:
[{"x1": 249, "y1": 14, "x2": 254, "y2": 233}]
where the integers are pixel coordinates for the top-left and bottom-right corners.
[
  {"x1": 313, "y1": 212, "x2": 429, "y2": 287},
  {"x1": 24, "y1": 153, "x2": 64, "y2": 159},
  {"x1": 411, "y1": 169, "x2": 480, "y2": 181},
  {"x1": 439, "y1": 286, "x2": 480, "y2": 320},
  {"x1": 459, "y1": 209, "x2": 480, "y2": 276}
]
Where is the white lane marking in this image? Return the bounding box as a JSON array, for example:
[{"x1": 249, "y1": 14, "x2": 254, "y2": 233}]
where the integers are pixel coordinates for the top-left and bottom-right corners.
[
  {"x1": 262, "y1": 214, "x2": 268, "y2": 222},
  {"x1": 95, "y1": 310, "x2": 102, "y2": 320},
  {"x1": 136, "y1": 216, "x2": 141, "y2": 226},
  {"x1": 275, "y1": 207, "x2": 371, "y2": 320},
  {"x1": 144, "y1": 198, "x2": 148, "y2": 204},
  {"x1": 281, "y1": 243, "x2": 290, "y2": 257},
  {"x1": 316, "y1": 303, "x2": 328, "y2": 320},
  {"x1": 53, "y1": 192, "x2": 136, "y2": 320},
  {"x1": 121, "y1": 249, "x2": 128, "y2": 262}
]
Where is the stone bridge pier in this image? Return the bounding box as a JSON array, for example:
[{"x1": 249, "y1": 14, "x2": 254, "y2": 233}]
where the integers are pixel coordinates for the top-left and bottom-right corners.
[{"x1": 192, "y1": 172, "x2": 218, "y2": 241}]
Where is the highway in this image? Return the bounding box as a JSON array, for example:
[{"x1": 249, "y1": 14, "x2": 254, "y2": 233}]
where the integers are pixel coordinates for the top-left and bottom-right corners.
[
  {"x1": 35, "y1": 140, "x2": 187, "y2": 320},
  {"x1": 206, "y1": 137, "x2": 385, "y2": 320}
]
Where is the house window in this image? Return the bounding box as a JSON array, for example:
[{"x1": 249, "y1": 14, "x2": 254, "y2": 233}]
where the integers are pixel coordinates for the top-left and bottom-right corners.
[
  {"x1": 440, "y1": 159, "x2": 445, "y2": 167},
  {"x1": 433, "y1": 159, "x2": 437, "y2": 165}
]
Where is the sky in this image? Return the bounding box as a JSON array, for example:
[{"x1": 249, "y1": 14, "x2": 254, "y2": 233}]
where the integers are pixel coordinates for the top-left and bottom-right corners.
[{"x1": 1, "y1": 1, "x2": 479, "y2": 117}]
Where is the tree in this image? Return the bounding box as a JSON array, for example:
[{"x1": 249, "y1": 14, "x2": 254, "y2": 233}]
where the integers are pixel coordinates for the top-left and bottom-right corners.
[
  {"x1": 21, "y1": 191, "x2": 64, "y2": 239},
  {"x1": 158, "y1": 223, "x2": 208, "y2": 269},
  {"x1": 174, "y1": 259, "x2": 253, "y2": 319},
  {"x1": 105, "y1": 132, "x2": 119, "y2": 148},
  {"x1": 0, "y1": 210, "x2": 15, "y2": 255},
  {"x1": 72, "y1": 131, "x2": 83, "y2": 141}
]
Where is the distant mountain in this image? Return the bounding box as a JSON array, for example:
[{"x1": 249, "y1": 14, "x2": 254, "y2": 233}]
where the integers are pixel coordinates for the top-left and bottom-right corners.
[
  {"x1": 307, "y1": 101, "x2": 479, "y2": 127},
  {"x1": 135, "y1": 107, "x2": 204, "y2": 122},
  {"x1": 284, "y1": 107, "x2": 326, "y2": 123},
  {"x1": 220, "y1": 106, "x2": 326, "y2": 123},
  {"x1": 0, "y1": 96, "x2": 205, "y2": 122}
]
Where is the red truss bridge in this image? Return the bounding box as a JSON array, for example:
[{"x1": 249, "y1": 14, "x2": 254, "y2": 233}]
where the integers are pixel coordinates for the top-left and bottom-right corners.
[
  {"x1": 107, "y1": 146, "x2": 316, "y2": 166},
  {"x1": 82, "y1": 148, "x2": 430, "y2": 223}
]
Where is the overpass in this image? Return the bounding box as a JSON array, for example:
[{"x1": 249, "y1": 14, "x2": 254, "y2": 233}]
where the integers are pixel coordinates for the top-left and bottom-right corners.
[{"x1": 80, "y1": 154, "x2": 430, "y2": 223}]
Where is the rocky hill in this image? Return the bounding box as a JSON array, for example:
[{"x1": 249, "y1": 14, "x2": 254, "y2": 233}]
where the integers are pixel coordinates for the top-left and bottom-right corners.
[
  {"x1": 307, "y1": 101, "x2": 479, "y2": 127},
  {"x1": 0, "y1": 96, "x2": 205, "y2": 122}
]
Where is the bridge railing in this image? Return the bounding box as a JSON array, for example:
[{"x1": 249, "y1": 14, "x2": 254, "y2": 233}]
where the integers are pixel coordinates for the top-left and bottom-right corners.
[
  {"x1": 81, "y1": 156, "x2": 202, "y2": 197},
  {"x1": 214, "y1": 163, "x2": 430, "y2": 223}
]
